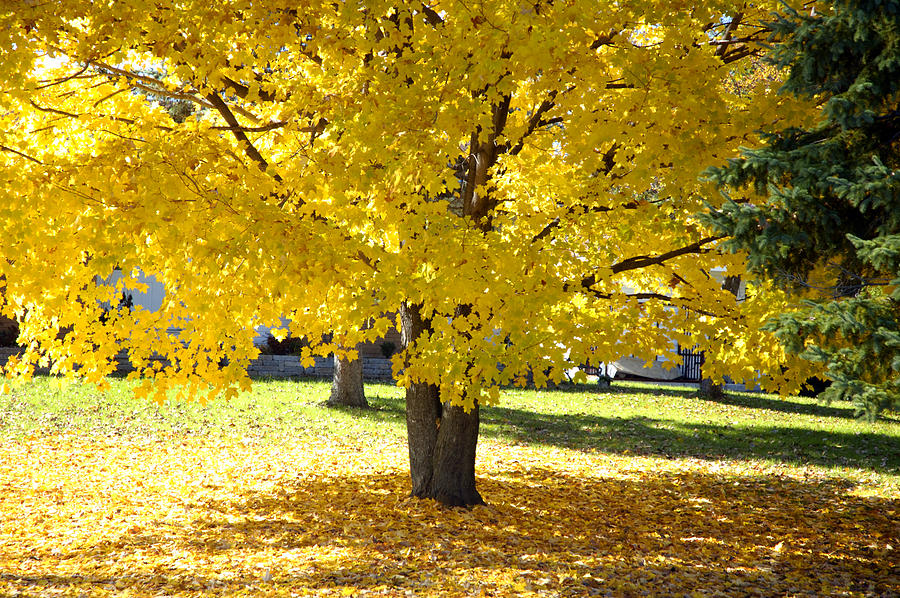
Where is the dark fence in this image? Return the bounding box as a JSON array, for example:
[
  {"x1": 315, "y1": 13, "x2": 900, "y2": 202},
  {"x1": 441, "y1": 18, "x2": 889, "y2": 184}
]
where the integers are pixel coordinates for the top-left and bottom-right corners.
[{"x1": 677, "y1": 346, "x2": 704, "y2": 381}]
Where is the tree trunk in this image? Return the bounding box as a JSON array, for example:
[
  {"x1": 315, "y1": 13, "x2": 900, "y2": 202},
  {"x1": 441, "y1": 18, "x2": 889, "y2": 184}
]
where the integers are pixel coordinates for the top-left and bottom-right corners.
[
  {"x1": 431, "y1": 402, "x2": 483, "y2": 506},
  {"x1": 327, "y1": 353, "x2": 368, "y2": 408},
  {"x1": 405, "y1": 378, "x2": 441, "y2": 497},
  {"x1": 698, "y1": 377, "x2": 725, "y2": 400},
  {"x1": 699, "y1": 275, "x2": 742, "y2": 399},
  {"x1": 399, "y1": 302, "x2": 483, "y2": 506}
]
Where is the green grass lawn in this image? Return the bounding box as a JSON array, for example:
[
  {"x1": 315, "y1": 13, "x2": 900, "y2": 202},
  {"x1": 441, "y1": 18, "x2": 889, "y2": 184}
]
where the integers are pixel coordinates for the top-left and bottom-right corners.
[
  {"x1": 2, "y1": 376, "x2": 897, "y2": 491},
  {"x1": 2, "y1": 377, "x2": 898, "y2": 596}
]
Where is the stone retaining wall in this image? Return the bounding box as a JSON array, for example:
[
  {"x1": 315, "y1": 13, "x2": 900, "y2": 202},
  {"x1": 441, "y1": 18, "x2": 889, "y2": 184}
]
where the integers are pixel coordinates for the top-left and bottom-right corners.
[
  {"x1": 0, "y1": 347, "x2": 21, "y2": 363},
  {"x1": 0, "y1": 347, "x2": 395, "y2": 382},
  {"x1": 246, "y1": 354, "x2": 394, "y2": 380}
]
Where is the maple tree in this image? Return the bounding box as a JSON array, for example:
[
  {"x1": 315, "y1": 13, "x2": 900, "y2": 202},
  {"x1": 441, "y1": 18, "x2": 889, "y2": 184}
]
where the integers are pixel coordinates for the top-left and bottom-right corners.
[
  {"x1": 705, "y1": 0, "x2": 900, "y2": 417},
  {"x1": 1, "y1": 1, "x2": 821, "y2": 505}
]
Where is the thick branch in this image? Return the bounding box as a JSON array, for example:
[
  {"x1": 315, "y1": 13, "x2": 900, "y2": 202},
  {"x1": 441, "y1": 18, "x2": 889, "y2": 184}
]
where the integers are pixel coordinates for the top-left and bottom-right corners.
[
  {"x1": 87, "y1": 60, "x2": 216, "y2": 109},
  {"x1": 590, "y1": 30, "x2": 619, "y2": 50},
  {"x1": 88, "y1": 59, "x2": 263, "y2": 123},
  {"x1": 221, "y1": 75, "x2": 280, "y2": 102},
  {"x1": 211, "y1": 121, "x2": 288, "y2": 133},
  {"x1": 567, "y1": 235, "x2": 725, "y2": 297},
  {"x1": 576, "y1": 288, "x2": 736, "y2": 319},
  {"x1": 721, "y1": 47, "x2": 759, "y2": 64},
  {"x1": 714, "y1": 12, "x2": 743, "y2": 58},
  {"x1": 420, "y1": 3, "x2": 444, "y2": 26},
  {"x1": 509, "y1": 92, "x2": 558, "y2": 156},
  {"x1": 610, "y1": 235, "x2": 724, "y2": 274},
  {"x1": 206, "y1": 92, "x2": 280, "y2": 181}
]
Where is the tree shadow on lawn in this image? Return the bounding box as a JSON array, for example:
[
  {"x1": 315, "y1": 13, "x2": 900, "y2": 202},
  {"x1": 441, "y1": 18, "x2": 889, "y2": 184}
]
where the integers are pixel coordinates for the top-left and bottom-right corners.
[
  {"x1": 533, "y1": 380, "x2": 713, "y2": 401},
  {"x1": 688, "y1": 389, "x2": 886, "y2": 421},
  {"x1": 8, "y1": 466, "x2": 896, "y2": 596},
  {"x1": 357, "y1": 395, "x2": 899, "y2": 474},
  {"x1": 504, "y1": 379, "x2": 870, "y2": 421},
  {"x1": 480, "y1": 406, "x2": 900, "y2": 474},
  {"x1": 583, "y1": 381, "x2": 872, "y2": 421}
]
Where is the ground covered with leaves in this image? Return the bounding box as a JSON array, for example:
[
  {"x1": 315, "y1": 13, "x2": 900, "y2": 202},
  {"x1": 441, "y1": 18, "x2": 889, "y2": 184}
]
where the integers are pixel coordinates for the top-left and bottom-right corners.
[{"x1": 1, "y1": 380, "x2": 897, "y2": 596}]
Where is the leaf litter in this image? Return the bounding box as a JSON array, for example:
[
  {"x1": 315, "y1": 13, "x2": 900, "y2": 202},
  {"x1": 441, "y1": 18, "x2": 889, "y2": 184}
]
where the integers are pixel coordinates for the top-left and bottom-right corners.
[{"x1": 0, "y1": 430, "x2": 897, "y2": 597}]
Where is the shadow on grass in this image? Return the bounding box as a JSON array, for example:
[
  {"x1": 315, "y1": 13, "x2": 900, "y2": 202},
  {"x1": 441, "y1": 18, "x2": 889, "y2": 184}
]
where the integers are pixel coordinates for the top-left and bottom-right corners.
[
  {"x1": 9, "y1": 467, "x2": 897, "y2": 596},
  {"x1": 538, "y1": 380, "x2": 698, "y2": 398},
  {"x1": 556, "y1": 381, "x2": 872, "y2": 421},
  {"x1": 358, "y1": 395, "x2": 899, "y2": 474},
  {"x1": 480, "y1": 405, "x2": 900, "y2": 474},
  {"x1": 690, "y1": 389, "x2": 878, "y2": 420},
  {"x1": 534, "y1": 380, "x2": 885, "y2": 423}
]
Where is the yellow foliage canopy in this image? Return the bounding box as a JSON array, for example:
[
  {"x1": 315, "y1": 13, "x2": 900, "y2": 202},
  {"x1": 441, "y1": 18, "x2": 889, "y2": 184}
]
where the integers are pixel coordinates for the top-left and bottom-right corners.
[{"x1": 0, "y1": 1, "x2": 822, "y2": 405}]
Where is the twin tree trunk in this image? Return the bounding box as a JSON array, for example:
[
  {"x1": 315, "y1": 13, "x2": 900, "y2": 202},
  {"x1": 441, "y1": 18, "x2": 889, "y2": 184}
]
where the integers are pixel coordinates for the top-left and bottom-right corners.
[
  {"x1": 399, "y1": 302, "x2": 483, "y2": 507},
  {"x1": 327, "y1": 352, "x2": 368, "y2": 408},
  {"x1": 325, "y1": 319, "x2": 481, "y2": 507}
]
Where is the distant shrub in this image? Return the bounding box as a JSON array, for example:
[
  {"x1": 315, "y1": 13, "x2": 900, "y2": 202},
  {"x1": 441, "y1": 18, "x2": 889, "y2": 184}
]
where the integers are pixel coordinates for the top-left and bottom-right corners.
[
  {"x1": 263, "y1": 335, "x2": 307, "y2": 356},
  {"x1": 380, "y1": 341, "x2": 396, "y2": 359},
  {"x1": 0, "y1": 316, "x2": 19, "y2": 347},
  {"x1": 0, "y1": 327, "x2": 18, "y2": 347}
]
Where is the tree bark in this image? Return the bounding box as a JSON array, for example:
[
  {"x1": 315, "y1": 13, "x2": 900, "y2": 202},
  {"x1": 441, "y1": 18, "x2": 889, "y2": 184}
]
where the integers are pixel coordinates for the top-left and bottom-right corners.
[
  {"x1": 399, "y1": 302, "x2": 483, "y2": 506},
  {"x1": 405, "y1": 376, "x2": 441, "y2": 497},
  {"x1": 327, "y1": 353, "x2": 368, "y2": 408},
  {"x1": 400, "y1": 302, "x2": 441, "y2": 496},
  {"x1": 431, "y1": 401, "x2": 483, "y2": 506},
  {"x1": 698, "y1": 377, "x2": 725, "y2": 400}
]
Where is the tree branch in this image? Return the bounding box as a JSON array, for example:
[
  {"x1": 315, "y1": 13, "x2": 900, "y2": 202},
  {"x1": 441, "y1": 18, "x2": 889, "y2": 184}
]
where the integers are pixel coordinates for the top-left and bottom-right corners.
[
  {"x1": 714, "y1": 12, "x2": 743, "y2": 58},
  {"x1": 210, "y1": 121, "x2": 288, "y2": 133},
  {"x1": 610, "y1": 236, "x2": 724, "y2": 274},
  {"x1": 509, "y1": 91, "x2": 558, "y2": 156},
  {"x1": 35, "y1": 64, "x2": 90, "y2": 89},
  {"x1": 0, "y1": 145, "x2": 43, "y2": 165},
  {"x1": 221, "y1": 75, "x2": 280, "y2": 102},
  {"x1": 205, "y1": 92, "x2": 280, "y2": 180},
  {"x1": 590, "y1": 30, "x2": 619, "y2": 50},
  {"x1": 88, "y1": 59, "x2": 264, "y2": 123},
  {"x1": 420, "y1": 3, "x2": 444, "y2": 26},
  {"x1": 531, "y1": 197, "x2": 637, "y2": 244},
  {"x1": 564, "y1": 236, "x2": 726, "y2": 298},
  {"x1": 576, "y1": 288, "x2": 737, "y2": 319}
]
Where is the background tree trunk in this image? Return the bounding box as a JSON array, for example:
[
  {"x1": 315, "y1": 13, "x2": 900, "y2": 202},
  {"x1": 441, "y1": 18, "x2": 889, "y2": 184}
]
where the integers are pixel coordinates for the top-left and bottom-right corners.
[
  {"x1": 327, "y1": 353, "x2": 368, "y2": 408},
  {"x1": 699, "y1": 275, "x2": 743, "y2": 400},
  {"x1": 698, "y1": 377, "x2": 725, "y2": 400},
  {"x1": 400, "y1": 302, "x2": 482, "y2": 506}
]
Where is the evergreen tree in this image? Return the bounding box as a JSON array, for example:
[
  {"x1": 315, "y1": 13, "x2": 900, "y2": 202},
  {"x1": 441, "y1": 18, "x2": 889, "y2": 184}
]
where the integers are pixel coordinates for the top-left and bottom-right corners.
[{"x1": 705, "y1": 0, "x2": 900, "y2": 417}]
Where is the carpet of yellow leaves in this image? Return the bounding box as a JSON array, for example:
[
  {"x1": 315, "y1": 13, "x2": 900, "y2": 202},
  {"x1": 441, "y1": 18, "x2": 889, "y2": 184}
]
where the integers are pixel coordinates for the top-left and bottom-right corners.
[{"x1": 1, "y1": 433, "x2": 897, "y2": 597}]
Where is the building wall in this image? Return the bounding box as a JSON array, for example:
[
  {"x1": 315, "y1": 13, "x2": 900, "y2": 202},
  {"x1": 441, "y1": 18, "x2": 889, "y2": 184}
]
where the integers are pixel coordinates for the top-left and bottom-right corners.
[
  {"x1": 99, "y1": 269, "x2": 166, "y2": 312},
  {"x1": 92, "y1": 269, "x2": 400, "y2": 379}
]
